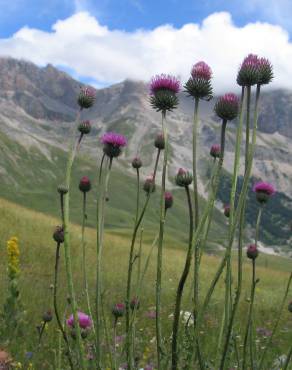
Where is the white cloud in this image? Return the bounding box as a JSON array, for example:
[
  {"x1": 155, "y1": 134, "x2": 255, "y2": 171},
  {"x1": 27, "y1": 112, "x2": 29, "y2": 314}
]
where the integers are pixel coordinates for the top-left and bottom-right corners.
[{"x1": 0, "y1": 11, "x2": 292, "y2": 92}]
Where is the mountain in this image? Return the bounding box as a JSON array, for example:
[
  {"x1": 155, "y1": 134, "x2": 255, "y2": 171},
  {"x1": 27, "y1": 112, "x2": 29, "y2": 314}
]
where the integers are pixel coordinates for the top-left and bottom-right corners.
[{"x1": 0, "y1": 56, "x2": 291, "y2": 250}]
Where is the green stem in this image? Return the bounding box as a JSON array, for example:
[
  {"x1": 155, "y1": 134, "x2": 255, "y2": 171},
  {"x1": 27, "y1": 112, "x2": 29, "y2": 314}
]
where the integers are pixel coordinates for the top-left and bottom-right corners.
[
  {"x1": 171, "y1": 185, "x2": 193, "y2": 370},
  {"x1": 81, "y1": 192, "x2": 96, "y2": 338},
  {"x1": 53, "y1": 242, "x2": 74, "y2": 370},
  {"x1": 63, "y1": 109, "x2": 86, "y2": 369},
  {"x1": 135, "y1": 168, "x2": 140, "y2": 224},
  {"x1": 193, "y1": 97, "x2": 200, "y2": 229},
  {"x1": 156, "y1": 112, "x2": 168, "y2": 368},
  {"x1": 95, "y1": 156, "x2": 112, "y2": 368},
  {"x1": 113, "y1": 318, "x2": 118, "y2": 370},
  {"x1": 219, "y1": 84, "x2": 261, "y2": 370},
  {"x1": 245, "y1": 86, "x2": 251, "y2": 172},
  {"x1": 125, "y1": 149, "x2": 161, "y2": 369}
]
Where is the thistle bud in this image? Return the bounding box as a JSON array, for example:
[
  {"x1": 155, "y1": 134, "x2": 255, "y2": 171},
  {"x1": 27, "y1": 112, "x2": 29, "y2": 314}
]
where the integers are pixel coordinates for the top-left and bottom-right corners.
[
  {"x1": 154, "y1": 133, "x2": 165, "y2": 150},
  {"x1": 42, "y1": 310, "x2": 53, "y2": 323},
  {"x1": 214, "y1": 93, "x2": 239, "y2": 121},
  {"x1": 224, "y1": 204, "x2": 230, "y2": 218},
  {"x1": 79, "y1": 176, "x2": 91, "y2": 193},
  {"x1": 175, "y1": 168, "x2": 193, "y2": 187},
  {"x1": 150, "y1": 74, "x2": 180, "y2": 112},
  {"x1": 53, "y1": 226, "x2": 64, "y2": 244},
  {"x1": 253, "y1": 182, "x2": 276, "y2": 204},
  {"x1": 57, "y1": 184, "x2": 68, "y2": 195},
  {"x1": 246, "y1": 244, "x2": 258, "y2": 260},
  {"x1": 77, "y1": 87, "x2": 96, "y2": 109},
  {"x1": 112, "y1": 303, "x2": 125, "y2": 319},
  {"x1": 78, "y1": 120, "x2": 91, "y2": 135},
  {"x1": 143, "y1": 175, "x2": 155, "y2": 194},
  {"x1": 165, "y1": 192, "x2": 173, "y2": 210},
  {"x1": 132, "y1": 157, "x2": 142, "y2": 169},
  {"x1": 210, "y1": 144, "x2": 221, "y2": 159},
  {"x1": 130, "y1": 297, "x2": 140, "y2": 311}
]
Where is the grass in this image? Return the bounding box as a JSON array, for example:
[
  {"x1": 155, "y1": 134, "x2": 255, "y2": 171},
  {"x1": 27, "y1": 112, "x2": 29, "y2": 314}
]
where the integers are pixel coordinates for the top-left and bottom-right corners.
[{"x1": 0, "y1": 197, "x2": 292, "y2": 369}]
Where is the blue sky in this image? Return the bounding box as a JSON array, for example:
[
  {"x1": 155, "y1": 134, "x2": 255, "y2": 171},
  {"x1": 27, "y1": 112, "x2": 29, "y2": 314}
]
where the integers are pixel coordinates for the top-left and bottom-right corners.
[
  {"x1": 0, "y1": 0, "x2": 291, "y2": 91},
  {"x1": 0, "y1": 0, "x2": 291, "y2": 37}
]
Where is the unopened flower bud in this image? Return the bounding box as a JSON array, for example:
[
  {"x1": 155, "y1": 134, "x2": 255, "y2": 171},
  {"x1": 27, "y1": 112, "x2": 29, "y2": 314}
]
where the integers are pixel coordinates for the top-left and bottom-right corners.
[
  {"x1": 175, "y1": 168, "x2": 193, "y2": 187},
  {"x1": 210, "y1": 144, "x2": 221, "y2": 159},
  {"x1": 57, "y1": 184, "x2": 68, "y2": 195},
  {"x1": 165, "y1": 192, "x2": 173, "y2": 210},
  {"x1": 112, "y1": 303, "x2": 125, "y2": 319},
  {"x1": 143, "y1": 176, "x2": 155, "y2": 193},
  {"x1": 53, "y1": 226, "x2": 64, "y2": 244},
  {"x1": 78, "y1": 120, "x2": 91, "y2": 135},
  {"x1": 154, "y1": 133, "x2": 165, "y2": 150},
  {"x1": 42, "y1": 310, "x2": 53, "y2": 323},
  {"x1": 78, "y1": 87, "x2": 96, "y2": 109},
  {"x1": 246, "y1": 244, "x2": 258, "y2": 260},
  {"x1": 224, "y1": 204, "x2": 230, "y2": 218},
  {"x1": 130, "y1": 297, "x2": 140, "y2": 311},
  {"x1": 79, "y1": 176, "x2": 91, "y2": 193},
  {"x1": 132, "y1": 157, "x2": 142, "y2": 169}
]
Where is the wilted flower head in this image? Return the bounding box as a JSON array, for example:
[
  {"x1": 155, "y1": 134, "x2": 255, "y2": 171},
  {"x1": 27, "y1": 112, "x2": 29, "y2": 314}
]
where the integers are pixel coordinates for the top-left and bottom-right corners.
[
  {"x1": 185, "y1": 61, "x2": 212, "y2": 100},
  {"x1": 175, "y1": 168, "x2": 193, "y2": 187},
  {"x1": 253, "y1": 181, "x2": 276, "y2": 204},
  {"x1": 78, "y1": 120, "x2": 91, "y2": 135},
  {"x1": 246, "y1": 244, "x2": 258, "y2": 260},
  {"x1": 112, "y1": 303, "x2": 125, "y2": 318},
  {"x1": 150, "y1": 74, "x2": 180, "y2": 112},
  {"x1": 223, "y1": 204, "x2": 230, "y2": 218},
  {"x1": 154, "y1": 133, "x2": 165, "y2": 150},
  {"x1": 67, "y1": 312, "x2": 92, "y2": 329},
  {"x1": 143, "y1": 174, "x2": 155, "y2": 194},
  {"x1": 165, "y1": 191, "x2": 173, "y2": 210},
  {"x1": 131, "y1": 157, "x2": 142, "y2": 169},
  {"x1": 101, "y1": 132, "x2": 127, "y2": 158},
  {"x1": 214, "y1": 93, "x2": 239, "y2": 121},
  {"x1": 237, "y1": 54, "x2": 260, "y2": 86},
  {"x1": 191, "y1": 61, "x2": 212, "y2": 81},
  {"x1": 257, "y1": 57, "x2": 273, "y2": 85},
  {"x1": 210, "y1": 144, "x2": 221, "y2": 159},
  {"x1": 77, "y1": 86, "x2": 96, "y2": 109},
  {"x1": 79, "y1": 176, "x2": 91, "y2": 193},
  {"x1": 53, "y1": 226, "x2": 64, "y2": 244}
]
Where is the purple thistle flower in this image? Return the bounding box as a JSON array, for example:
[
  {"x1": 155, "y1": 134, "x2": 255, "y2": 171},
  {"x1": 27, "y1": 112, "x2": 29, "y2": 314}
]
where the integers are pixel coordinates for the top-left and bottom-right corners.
[
  {"x1": 150, "y1": 74, "x2": 180, "y2": 95},
  {"x1": 101, "y1": 132, "x2": 127, "y2": 158},
  {"x1": 237, "y1": 54, "x2": 260, "y2": 86},
  {"x1": 175, "y1": 168, "x2": 193, "y2": 187},
  {"x1": 79, "y1": 176, "x2": 91, "y2": 193},
  {"x1": 210, "y1": 144, "x2": 221, "y2": 159},
  {"x1": 214, "y1": 93, "x2": 239, "y2": 121},
  {"x1": 253, "y1": 181, "x2": 275, "y2": 204},
  {"x1": 67, "y1": 312, "x2": 92, "y2": 329},
  {"x1": 165, "y1": 191, "x2": 174, "y2": 210},
  {"x1": 112, "y1": 302, "x2": 126, "y2": 318},
  {"x1": 246, "y1": 244, "x2": 258, "y2": 260},
  {"x1": 191, "y1": 61, "x2": 212, "y2": 81}
]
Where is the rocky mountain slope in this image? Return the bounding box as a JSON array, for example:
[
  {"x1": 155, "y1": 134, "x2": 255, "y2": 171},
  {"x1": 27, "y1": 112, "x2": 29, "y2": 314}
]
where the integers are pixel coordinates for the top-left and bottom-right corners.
[{"x1": 0, "y1": 56, "x2": 291, "y2": 249}]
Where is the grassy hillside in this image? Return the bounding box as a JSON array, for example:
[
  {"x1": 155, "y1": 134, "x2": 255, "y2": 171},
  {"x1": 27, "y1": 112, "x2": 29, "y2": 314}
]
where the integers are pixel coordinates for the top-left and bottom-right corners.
[{"x1": 0, "y1": 198, "x2": 292, "y2": 368}]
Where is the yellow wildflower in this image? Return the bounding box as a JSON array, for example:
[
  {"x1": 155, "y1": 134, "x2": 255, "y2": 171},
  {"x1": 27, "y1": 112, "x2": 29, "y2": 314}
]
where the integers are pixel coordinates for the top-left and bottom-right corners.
[{"x1": 7, "y1": 237, "x2": 20, "y2": 279}]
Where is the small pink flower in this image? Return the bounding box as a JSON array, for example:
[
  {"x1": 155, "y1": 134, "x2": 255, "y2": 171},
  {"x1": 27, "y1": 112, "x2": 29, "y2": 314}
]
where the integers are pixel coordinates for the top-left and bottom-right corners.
[
  {"x1": 67, "y1": 312, "x2": 92, "y2": 329},
  {"x1": 191, "y1": 61, "x2": 212, "y2": 80},
  {"x1": 210, "y1": 144, "x2": 221, "y2": 159},
  {"x1": 150, "y1": 74, "x2": 180, "y2": 95},
  {"x1": 145, "y1": 310, "x2": 156, "y2": 319}
]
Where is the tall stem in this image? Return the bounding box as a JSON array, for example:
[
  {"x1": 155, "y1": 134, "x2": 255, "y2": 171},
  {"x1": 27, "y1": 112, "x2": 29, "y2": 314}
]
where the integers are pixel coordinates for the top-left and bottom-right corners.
[
  {"x1": 81, "y1": 192, "x2": 96, "y2": 337},
  {"x1": 95, "y1": 156, "x2": 112, "y2": 368},
  {"x1": 171, "y1": 186, "x2": 193, "y2": 370},
  {"x1": 156, "y1": 111, "x2": 168, "y2": 368},
  {"x1": 135, "y1": 168, "x2": 140, "y2": 224},
  {"x1": 63, "y1": 109, "x2": 86, "y2": 368},
  {"x1": 53, "y1": 242, "x2": 74, "y2": 370},
  {"x1": 125, "y1": 150, "x2": 161, "y2": 369},
  {"x1": 193, "y1": 97, "x2": 200, "y2": 229},
  {"x1": 219, "y1": 84, "x2": 261, "y2": 370}
]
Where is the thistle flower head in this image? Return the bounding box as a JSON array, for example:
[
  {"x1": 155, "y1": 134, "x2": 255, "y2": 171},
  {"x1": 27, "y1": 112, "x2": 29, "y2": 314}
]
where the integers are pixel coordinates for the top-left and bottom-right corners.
[
  {"x1": 175, "y1": 168, "x2": 193, "y2": 187},
  {"x1": 78, "y1": 120, "x2": 91, "y2": 135},
  {"x1": 131, "y1": 157, "x2": 142, "y2": 169},
  {"x1": 57, "y1": 184, "x2": 68, "y2": 195},
  {"x1": 101, "y1": 132, "x2": 127, "y2": 158},
  {"x1": 246, "y1": 244, "x2": 259, "y2": 260},
  {"x1": 143, "y1": 174, "x2": 155, "y2": 194},
  {"x1": 253, "y1": 181, "x2": 276, "y2": 204},
  {"x1": 210, "y1": 144, "x2": 221, "y2": 159},
  {"x1": 77, "y1": 86, "x2": 96, "y2": 109},
  {"x1": 237, "y1": 54, "x2": 260, "y2": 86},
  {"x1": 112, "y1": 302, "x2": 125, "y2": 318},
  {"x1": 223, "y1": 204, "x2": 230, "y2": 218},
  {"x1": 214, "y1": 93, "x2": 239, "y2": 121},
  {"x1": 165, "y1": 191, "x2": 174, "y2": 210},
  {"x1": 53, "y1": 226, "x2": 64, "y2": 244},
  {"x1": 42, "y1": 310, "x2": 53, "y2": 323},
  {"x1": 149, "y1": 74, "x2": 180, "y2": 112},
  {"x1": 79, "y1": 176, "x2": 91, "y2": 193},
  {"x1": 67, "y1": 312, "x2": 92, "y2": 329},
  {"x1": 154, "y1": 133, "x2": 165, "y2": 150},
  {"x1": 185, "y1": 61, "x2": 212, "y2": 100},
  {"x1": 257, "y1": 57, "x2": 273, "y2": 85},
  {"x1": 191, "y1": 61, "x2": 212, "y2": 80}
]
